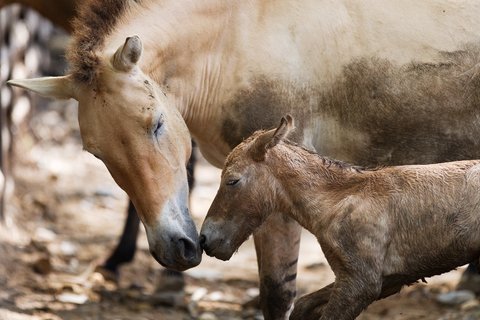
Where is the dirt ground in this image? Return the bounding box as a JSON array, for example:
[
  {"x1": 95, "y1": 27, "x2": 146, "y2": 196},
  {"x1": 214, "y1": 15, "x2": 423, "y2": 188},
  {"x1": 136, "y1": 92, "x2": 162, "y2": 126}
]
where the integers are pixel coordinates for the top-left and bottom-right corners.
[{"x1": 1, "y1": 100, "x2": 480, "y2": 320}]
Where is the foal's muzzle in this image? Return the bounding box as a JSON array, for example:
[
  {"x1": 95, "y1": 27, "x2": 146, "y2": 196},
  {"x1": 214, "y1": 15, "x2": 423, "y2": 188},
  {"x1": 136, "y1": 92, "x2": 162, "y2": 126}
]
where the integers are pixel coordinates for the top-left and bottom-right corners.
[{"x1": 199, "y1": 219, "x2": 236, "y2": 261}]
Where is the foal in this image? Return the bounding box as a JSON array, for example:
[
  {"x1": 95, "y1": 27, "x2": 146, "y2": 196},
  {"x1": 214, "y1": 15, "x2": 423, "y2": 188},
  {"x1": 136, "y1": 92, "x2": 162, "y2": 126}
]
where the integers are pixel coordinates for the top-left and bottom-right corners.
[{"x1": 200, "y1": 115, "x2": 480, "y2": 320}]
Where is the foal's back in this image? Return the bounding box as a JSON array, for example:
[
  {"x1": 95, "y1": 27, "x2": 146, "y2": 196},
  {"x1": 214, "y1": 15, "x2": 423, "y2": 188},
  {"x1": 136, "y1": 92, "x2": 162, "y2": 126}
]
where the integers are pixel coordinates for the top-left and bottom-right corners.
[{"x1": 371, "y1": 160, "x2": 480, "y2": 279}]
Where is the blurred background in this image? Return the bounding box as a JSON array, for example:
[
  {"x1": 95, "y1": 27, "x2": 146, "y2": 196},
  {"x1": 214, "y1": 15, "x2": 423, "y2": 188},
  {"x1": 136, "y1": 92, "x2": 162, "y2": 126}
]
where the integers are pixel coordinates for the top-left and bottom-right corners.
[{"x1": 0, "y1": 2, "x2": 478, "y2": 320}]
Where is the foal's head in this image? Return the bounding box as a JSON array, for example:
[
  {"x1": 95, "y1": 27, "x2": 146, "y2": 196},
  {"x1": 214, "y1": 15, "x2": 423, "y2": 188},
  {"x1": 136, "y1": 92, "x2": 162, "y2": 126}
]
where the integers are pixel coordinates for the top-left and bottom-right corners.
[{"x1": 200, "y1": 115, "x2": 294, "y2": 260}]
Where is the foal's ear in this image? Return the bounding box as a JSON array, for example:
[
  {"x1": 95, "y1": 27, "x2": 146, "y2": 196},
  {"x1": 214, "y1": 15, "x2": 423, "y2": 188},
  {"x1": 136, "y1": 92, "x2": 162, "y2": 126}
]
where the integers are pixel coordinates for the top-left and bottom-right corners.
[
  {"x1": 112, "y1": 35, "x2": 142, "y2": 72},
  {"x1": 251, "y1": 115, "x2": 294, "y2": 161},
  {"x1": 267, "y1": 114, "x2": 294, "y2": 149}
]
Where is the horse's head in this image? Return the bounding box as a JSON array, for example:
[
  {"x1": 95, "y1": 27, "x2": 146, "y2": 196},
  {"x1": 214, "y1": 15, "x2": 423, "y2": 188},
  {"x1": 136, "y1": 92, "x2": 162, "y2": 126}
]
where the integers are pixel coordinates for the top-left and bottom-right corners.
[
  {"x1": 200, "y1": 115, "x2": 294, "y2": 260},
  {"x1": 8, "y1": 36, "x2": 202, "y2": 271}
]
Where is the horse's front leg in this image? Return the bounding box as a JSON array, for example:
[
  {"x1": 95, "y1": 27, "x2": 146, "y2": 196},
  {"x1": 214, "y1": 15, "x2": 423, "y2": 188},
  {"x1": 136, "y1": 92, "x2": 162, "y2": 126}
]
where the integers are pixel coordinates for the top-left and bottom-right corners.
[
  {"x1": 253, "y1": 212, "x2": 302, "y2": 320},
  {"x1": 101, "y1": 200, "x2": 140, "y2": 276}
]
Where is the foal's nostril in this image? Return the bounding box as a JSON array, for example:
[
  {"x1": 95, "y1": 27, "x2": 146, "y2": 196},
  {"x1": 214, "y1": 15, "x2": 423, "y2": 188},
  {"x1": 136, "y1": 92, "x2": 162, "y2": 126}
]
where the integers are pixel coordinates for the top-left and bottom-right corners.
[{"x1": 178, "y1": 237, "x2": 198, "y2": 261}]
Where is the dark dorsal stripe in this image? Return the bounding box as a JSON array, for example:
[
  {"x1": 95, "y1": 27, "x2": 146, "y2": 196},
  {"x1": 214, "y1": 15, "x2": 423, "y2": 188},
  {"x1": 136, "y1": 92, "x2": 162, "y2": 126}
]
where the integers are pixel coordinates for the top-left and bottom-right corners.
[{"x1": 67, "y1": 0, "x2": 139, "y2": 84}]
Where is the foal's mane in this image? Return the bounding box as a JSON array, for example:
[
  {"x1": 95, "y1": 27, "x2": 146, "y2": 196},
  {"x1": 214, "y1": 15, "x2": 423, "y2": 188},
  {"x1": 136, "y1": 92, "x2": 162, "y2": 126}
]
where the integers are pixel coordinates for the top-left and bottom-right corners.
[
  {"x1": 282, "y1": 140, "x2": 369, "y2": 173},
  {"x1": 240, "y1": 130, "x2": 376, "y2": 173},
  {"x1": 67, "y1": 0, "x2": 142, "y2": 84}
]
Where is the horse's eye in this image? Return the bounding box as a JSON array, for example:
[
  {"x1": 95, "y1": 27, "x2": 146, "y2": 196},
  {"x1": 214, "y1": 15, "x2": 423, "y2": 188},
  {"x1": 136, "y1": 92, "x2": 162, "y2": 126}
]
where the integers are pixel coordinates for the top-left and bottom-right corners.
[
  {"x1": 226, "y1": 179, "x2": 240, "y2": 186},
  {"x1": 153, "y1": 116, "x2": 164, "y2": 136}
]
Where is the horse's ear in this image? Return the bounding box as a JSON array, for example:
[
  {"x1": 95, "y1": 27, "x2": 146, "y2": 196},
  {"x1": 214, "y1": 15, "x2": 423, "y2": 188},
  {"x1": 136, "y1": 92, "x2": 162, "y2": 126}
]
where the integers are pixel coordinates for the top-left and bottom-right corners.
[
  {"x1": 7, "y1": 75, "x2": 77, "y2": 100},
  {"x1": 250, "y1": 115, "x2": 295, "y2": 161},
  {"x1": 112, "y1": 35, "x2": 142, "y2": 72}
]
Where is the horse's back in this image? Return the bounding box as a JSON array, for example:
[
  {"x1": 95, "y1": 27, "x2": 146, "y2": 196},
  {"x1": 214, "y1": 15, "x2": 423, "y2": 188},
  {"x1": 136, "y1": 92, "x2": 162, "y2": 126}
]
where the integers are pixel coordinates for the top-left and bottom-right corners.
[{"x1": 217, "y1": 1, "x2": 480, "y2": 166}]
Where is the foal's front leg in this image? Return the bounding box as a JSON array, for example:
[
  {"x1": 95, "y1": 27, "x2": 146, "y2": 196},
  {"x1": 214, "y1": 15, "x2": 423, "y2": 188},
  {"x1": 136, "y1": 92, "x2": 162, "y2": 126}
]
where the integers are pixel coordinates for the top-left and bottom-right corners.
[
  {"x1": 253, "y1": 212, "x2": 302, "y2": 320},
  {"x1": 290, "y1": 278, "x2": 403, "y2": 320},
  {"x1": 319, "y1": 272, "x2": 382, "y2": 320},
  {"x1": 290, "y1": 282, "x2": 334, "y2": 320}
]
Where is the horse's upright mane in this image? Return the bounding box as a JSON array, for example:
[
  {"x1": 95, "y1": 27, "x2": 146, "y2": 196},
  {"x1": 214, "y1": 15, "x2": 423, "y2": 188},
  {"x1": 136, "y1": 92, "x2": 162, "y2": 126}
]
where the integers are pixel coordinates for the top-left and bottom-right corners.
[{"x1": 67, "y1": 0, "x2": 140, "y2": 84}]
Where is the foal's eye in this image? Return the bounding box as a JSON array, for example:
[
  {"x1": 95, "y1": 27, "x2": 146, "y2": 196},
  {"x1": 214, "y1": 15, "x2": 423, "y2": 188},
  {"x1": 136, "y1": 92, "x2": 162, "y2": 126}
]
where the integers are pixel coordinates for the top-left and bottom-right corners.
[{"x1": 226, "y1": 179, "x2": 240, "y2": 186}]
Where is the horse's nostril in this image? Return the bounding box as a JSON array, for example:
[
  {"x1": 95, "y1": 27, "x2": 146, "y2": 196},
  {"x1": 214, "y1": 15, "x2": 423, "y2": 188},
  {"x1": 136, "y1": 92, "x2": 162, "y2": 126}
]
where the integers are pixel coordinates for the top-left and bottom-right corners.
[
  {"x1": 199, "y1": 234, "x2": 206, "y2": 247},
  {"x1": 178, "y1": 237, "x2": 198, "y2": 261}
]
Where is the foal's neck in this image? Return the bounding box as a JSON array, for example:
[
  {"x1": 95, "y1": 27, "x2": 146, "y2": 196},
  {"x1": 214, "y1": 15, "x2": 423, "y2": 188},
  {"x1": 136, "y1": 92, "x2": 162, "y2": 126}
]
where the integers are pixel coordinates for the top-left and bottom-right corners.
[{"x1": 270, "y1": 144, "x2": 367, "y2": 230}]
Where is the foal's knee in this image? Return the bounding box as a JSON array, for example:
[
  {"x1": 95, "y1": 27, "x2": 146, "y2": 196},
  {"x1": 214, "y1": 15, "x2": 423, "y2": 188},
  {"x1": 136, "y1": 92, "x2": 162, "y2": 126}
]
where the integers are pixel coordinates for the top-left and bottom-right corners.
[
  {"x1": 290, "y1": 283, "x2": 333, "y2": 320},
  {"x1": 290, "y1": 295, "x2": 327, "y2": 320}
]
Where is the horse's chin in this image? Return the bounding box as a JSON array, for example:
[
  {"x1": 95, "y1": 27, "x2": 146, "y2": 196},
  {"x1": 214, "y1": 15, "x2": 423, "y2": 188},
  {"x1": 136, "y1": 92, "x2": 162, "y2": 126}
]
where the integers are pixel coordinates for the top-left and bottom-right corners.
[{"x1": 151, "y1": 249, "x2": 202, "y2": 271}]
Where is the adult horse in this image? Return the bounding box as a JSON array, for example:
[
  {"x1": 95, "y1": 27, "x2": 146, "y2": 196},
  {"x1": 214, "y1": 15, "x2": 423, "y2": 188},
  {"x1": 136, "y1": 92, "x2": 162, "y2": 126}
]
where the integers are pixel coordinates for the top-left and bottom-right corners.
[
  {"x1": 1, "y1": 0, "x2": 198, "y2": 279},
  {"x1": 8, "y1": 0, "x2": 480, "y2": 318}
]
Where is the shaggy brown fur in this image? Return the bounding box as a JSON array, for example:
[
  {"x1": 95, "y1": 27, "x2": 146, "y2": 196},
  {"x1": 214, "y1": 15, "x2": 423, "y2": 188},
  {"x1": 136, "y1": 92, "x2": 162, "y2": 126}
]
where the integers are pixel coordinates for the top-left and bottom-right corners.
[
  {"x1": 201, "y1": 116, "x2": 480, "y2": 320},
  {"x1": 67, "y1": 0, "x2": 137, "y2": 84}
]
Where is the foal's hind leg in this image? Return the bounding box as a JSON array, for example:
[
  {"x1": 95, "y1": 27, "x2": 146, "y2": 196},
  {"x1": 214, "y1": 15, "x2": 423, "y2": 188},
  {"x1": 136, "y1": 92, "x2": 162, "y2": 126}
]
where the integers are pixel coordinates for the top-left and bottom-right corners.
[{"x1": 254, "y1": 213, "x2": 302, "y2": 320}]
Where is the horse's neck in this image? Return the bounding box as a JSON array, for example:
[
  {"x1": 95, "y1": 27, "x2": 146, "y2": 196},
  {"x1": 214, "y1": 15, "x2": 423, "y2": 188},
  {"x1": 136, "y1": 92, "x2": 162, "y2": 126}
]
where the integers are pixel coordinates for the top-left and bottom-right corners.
[{"x1": 103, "y1": 0, "x2": 234, "y2": 133}]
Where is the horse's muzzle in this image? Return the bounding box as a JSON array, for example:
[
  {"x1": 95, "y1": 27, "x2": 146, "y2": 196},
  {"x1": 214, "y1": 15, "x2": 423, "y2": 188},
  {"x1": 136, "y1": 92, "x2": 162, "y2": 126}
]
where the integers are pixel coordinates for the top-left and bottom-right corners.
[{"x1": 150, "y1": 235, "x2": 202, "y2": 271}]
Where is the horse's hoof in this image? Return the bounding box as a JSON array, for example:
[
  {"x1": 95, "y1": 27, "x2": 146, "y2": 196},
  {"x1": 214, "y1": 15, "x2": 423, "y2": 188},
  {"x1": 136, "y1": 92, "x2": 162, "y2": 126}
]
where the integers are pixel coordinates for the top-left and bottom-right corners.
[
  {"x1": 155, "y1": 269, "x2": 185, "y2": 293},
  {"x1": 94, "y1": 264, "x2": 119, "y2": 283}
]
